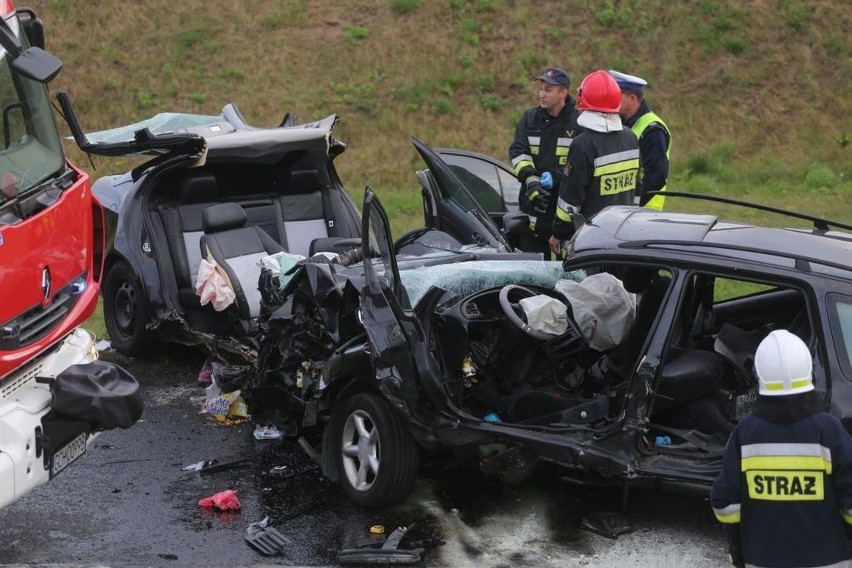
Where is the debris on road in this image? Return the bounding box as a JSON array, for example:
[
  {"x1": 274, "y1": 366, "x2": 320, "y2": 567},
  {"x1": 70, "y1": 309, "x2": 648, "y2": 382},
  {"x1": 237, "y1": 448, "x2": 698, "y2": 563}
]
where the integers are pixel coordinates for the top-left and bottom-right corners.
[
  {"x1": 197, "y1": 358, "x2": 213, "y2": 386},
  {"x1": 202, "y1": 379, "x2": 248, "y2": 423},
  {"x1": 580, "y1": 511, "x2": 634, "y2": 539},
  {"x1": 198, "y1": 489, "x2": 241, "y2": 512},
  {"x1": 253, "y1": 424, "x2": 284, "y2": 440},
  {"x1": 198, "y1": 459, "x2": 250, "y2": 476},
  {"x1": 183, "y1": 459, "x2": 218, "y2": 472},
  {"x1": 338, "y1": 523, "x2": 425, "y2": 565},
  {"x1": 245, "y1": 516, "x2": 290, "y2": 556}
]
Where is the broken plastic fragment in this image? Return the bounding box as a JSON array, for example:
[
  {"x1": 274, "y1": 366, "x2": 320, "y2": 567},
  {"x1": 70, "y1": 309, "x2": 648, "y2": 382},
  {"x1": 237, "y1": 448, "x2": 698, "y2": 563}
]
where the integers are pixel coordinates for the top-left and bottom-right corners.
[
  {"x1": 197, "y1": 358, "x2": 213, "y2": 386},
  {"x1": 253, "y1": 424, "x2": 284, "y2": 440},
  {"x1": 245, "y1": 516, "x2": 290, "y2": 556},
  {"x1": 198, "y1": 489, "x2": 241, "y2": 511},
  {"x1": 182, "y1": 459, "x2": 218, "y2": 472}
]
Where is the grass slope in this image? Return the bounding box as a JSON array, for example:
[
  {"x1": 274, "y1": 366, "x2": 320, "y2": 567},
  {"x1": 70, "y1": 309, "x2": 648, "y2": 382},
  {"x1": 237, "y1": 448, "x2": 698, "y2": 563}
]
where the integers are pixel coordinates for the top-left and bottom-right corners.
[
  {"x1": 34, "y1": 0, "x2": 852, "y2": 230},
  {"x1": 26, "y1": 0, "x2": 851, "y2": 336}
]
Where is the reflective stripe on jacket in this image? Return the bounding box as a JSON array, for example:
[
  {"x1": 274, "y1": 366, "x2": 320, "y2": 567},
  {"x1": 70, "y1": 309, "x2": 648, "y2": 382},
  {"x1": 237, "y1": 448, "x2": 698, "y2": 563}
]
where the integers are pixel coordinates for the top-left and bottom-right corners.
[
  {"x1": 711, "y1": 407, "x2": 852, "y2": 568},
  {"x1": 628, "y1": 107, "x2": 670, "y2": 211},
  {"x1": 552, "y1": 128, "x2": 639, "y2": 240},
  {"x1": 509, "y1": 101, "x2": 581, "y2": 235}
]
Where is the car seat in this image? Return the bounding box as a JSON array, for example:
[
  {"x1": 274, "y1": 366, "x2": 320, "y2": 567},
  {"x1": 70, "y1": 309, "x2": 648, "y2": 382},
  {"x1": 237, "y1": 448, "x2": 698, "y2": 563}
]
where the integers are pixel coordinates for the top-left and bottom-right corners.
[
  {"x1": 199, "y1": 202, "x2": 284, "y2": 334},
  {"x1": 278, "y1": 168, "x2": 330, "y2": 257}
]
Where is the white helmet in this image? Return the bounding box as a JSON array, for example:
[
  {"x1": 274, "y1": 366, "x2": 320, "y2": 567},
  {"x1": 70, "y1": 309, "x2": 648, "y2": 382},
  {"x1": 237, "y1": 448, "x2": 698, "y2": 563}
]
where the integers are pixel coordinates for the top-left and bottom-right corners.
[{"x1": 754, "y1": 330, "x2": 814, "y2": 396}]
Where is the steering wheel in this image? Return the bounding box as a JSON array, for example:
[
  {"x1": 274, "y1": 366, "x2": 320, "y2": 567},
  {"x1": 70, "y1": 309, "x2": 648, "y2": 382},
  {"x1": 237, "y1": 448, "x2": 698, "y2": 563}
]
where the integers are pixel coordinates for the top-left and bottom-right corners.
[{"x1": 498, "y1": 284, "x2": 557, "y2": 341}]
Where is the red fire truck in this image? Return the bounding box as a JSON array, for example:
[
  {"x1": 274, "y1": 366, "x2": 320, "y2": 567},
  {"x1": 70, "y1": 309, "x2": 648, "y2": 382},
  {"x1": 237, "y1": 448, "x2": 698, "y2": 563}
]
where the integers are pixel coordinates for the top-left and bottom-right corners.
[{"x1": 0, "y1": 2, "x2": 141, "y2": 509}]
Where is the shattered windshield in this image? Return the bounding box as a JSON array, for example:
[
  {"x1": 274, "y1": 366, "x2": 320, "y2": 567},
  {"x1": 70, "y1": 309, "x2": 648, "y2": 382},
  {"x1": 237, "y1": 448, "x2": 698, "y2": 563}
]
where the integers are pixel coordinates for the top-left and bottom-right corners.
[
  {"x1": 400, "y1": 259, "x2": 579, "y2": 306},
  {"x1": 0, "y1": 16, "x2": 65, "y2": 205},
  {"x1": 83, "y1": 112, "x2": 226, "y2": 144}
]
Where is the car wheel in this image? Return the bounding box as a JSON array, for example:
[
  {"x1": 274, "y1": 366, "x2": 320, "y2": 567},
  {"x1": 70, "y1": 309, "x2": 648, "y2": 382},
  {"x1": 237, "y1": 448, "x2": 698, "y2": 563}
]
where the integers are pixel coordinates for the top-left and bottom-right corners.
[
  {"x1": 331, "y1": 391, "x2": 419, "y2": 508},
  {"x1": 103, "y1": 261, "x2": 149, "y2": 355}
]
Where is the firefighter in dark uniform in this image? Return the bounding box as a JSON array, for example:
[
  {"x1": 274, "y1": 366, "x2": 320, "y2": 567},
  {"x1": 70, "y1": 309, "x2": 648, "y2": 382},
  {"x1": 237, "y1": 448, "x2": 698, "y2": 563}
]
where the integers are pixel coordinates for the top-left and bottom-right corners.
[
  {"x1": 548, "y1": 70, "x2": 639, "y2": 256},
  {"x1": 509, "y1": 67, "x2": 581, "y2": 256},
  {"x1": 610, "y1": 70, "x2": 671, "y2": 211},
  {"x1": 711, "y1": 330, "x2": 852, "y2": 568}
]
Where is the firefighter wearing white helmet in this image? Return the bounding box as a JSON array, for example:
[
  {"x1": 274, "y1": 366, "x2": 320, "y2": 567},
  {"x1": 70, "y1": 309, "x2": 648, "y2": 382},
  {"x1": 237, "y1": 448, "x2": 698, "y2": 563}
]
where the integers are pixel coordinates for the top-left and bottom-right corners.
[{"x1": 711, "y1": 330, "x2": 852, "y2": 568}]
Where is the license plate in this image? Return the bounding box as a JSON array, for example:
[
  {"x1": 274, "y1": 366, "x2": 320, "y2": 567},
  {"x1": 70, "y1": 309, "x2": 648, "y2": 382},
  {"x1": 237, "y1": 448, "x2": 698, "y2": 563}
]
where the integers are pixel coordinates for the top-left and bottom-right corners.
[{"x1": 50, "y1": 433, "x2": 88, "y2": 478}]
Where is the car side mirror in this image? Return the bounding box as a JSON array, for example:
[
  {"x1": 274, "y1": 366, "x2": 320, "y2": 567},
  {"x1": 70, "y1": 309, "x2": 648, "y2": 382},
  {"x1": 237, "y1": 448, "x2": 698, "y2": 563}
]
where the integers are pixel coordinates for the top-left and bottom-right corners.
[
  {"x1": 502, "y1": 212, "x2": 530, "y2": 249},
  {"x1": 503, "y1": 212, "x2": 529, "y2": 235}
]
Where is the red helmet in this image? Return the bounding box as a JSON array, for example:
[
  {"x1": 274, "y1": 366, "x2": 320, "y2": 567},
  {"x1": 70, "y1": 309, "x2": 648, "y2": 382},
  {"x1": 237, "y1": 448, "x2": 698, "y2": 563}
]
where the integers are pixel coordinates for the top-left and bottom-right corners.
[{"x1": 576, "y1": 70, "x2": 622, "y2": 113}]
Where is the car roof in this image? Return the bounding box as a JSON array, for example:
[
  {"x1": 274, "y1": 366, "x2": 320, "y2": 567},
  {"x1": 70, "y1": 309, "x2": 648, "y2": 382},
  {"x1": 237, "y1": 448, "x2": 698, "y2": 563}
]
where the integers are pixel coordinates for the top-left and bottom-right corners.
[
  {"x1": 83, "y1": 104, "x2": 340, "y2": 161},
  {"x1": 573, "y1": 206, "x2": 852, "y2": 277}
]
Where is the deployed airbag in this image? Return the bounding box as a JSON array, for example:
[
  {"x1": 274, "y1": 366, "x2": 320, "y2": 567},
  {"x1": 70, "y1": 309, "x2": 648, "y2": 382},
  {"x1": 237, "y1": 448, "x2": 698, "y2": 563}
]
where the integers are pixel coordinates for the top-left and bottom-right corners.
[
  {"x1": 555, "y1": 273, "x2": 635, "y2": 351},
  {"x1": 51, "y1": 362, "x2": 143, "y2": 429},
  {"x1": 519, "y1": 295, "x2": 569, "y2": 336}
]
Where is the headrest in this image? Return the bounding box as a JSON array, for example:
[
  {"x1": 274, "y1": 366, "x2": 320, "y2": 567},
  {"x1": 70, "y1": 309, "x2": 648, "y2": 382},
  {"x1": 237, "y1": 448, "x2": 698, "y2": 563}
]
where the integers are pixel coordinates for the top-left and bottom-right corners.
[
  {"x1": 202, "y1": 202, "x2": 247, "y2": 233},
  {"x1": 176, "y1": 171, "x2": 217, "y2": 204},
  {"x1": 289, "y1": 169, "x2": 321, "y2": 194},
  {"x1": 621, "y1": 267, "x2": 656, "y2": 293}
]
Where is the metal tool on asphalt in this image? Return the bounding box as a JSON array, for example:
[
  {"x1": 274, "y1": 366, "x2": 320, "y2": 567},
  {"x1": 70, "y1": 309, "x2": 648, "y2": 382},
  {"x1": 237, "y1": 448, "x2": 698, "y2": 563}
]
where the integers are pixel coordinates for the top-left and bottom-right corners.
[{"x1": 338, "y1": 523, "x2": 425, "y2": 565}]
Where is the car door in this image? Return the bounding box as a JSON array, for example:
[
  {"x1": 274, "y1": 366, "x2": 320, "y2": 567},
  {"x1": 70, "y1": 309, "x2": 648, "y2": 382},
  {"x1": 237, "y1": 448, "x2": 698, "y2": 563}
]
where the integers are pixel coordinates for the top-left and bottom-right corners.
[
  {"x1": 411, "y1": 137, "x2": 511, "y2": 251},
  {"x1": 433, "y1": 147, "x2": 521, "y2": 217},
  {"x1": 358, "y1": 188, "x2": 449, "y2": 413}
]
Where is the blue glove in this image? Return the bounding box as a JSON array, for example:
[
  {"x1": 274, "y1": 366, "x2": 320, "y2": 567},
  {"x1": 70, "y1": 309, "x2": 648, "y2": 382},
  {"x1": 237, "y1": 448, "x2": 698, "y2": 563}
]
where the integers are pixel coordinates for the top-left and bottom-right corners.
[{"x1": 541, "y1": 171, "x2": 553, "y2": 190}]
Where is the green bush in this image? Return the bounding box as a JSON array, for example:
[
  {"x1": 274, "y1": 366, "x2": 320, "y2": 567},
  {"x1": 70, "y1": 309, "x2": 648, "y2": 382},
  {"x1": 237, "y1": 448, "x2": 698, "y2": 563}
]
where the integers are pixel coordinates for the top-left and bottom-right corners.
[
  {"x1": 682, "y1": 174, "x2": 723, "y2": 195},
  {"x1": 804, "y1": 163, "x2": 837, "y2": 189},
  {"x1": 432, "y1": 97, "x2": 453, "y2": 115},
  {"x1": 778, "y1": 0, "x2": 807, "y2": 31},
  {"x1": 137, "y1": 91, "x2": 158, "y2": 109},
  {"x1": 338, "y1": 82, "x2": 377, "y2": 112},
  {"x1": 475, "y1": 74, "x2": 494, "y2": 94},
  {"x1": 390, "y1": 0, "x2": 421, "y2": 14},
  {"x1": 457, "y1": 17, "x2": 480, "y2": 46},
  {"x1": 481, "y1": 94, "x2": 504, "y2": 112},
  {"x1": 687, "y1": 154, "x2": 714, "y2": 176},
  {"x1": 343, "y1": 23, "x2": 370, "y2": 43}
]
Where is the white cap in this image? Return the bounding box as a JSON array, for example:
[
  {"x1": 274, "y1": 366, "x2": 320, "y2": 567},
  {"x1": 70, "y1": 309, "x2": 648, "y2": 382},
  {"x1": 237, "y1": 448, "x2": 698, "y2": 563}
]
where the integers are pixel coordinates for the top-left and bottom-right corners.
[{"x1": 608, "y1": 70, "x2": 648, "y2": 91}]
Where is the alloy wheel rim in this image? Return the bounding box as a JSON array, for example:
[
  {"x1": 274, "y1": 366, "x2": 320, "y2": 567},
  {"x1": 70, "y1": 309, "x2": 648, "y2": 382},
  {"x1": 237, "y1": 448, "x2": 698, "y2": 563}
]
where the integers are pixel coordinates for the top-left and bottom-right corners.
[{"x1": 341, "y1": 409, "x2": 380, "y2": 492}]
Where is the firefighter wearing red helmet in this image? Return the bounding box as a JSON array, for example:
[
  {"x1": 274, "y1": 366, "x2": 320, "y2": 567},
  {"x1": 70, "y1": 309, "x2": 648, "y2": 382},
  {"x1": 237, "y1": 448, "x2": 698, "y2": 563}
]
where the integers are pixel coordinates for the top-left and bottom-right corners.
[{"x1": 548, "y1": 70, "x2": 640, "y2": 256}]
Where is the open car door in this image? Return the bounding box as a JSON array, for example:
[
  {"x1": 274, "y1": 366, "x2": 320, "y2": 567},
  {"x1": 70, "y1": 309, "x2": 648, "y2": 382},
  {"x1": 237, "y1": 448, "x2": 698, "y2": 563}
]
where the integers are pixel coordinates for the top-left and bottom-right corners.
[
  {"x1": 411, "y1": 137, "x2": 511, "y2": 251},
  {"x1": 359, "y1": 188, "x2": 447, "y2": 412},
  {"x1": 433, "y1": 147, "x2": 520, "y2": 219}
]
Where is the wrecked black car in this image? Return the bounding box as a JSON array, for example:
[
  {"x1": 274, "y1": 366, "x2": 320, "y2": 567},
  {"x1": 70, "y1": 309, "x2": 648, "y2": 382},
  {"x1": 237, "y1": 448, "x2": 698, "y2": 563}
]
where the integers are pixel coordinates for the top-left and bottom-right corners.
[{"x1": 242, "y1": 187, "x2": 852, "y2": 509}]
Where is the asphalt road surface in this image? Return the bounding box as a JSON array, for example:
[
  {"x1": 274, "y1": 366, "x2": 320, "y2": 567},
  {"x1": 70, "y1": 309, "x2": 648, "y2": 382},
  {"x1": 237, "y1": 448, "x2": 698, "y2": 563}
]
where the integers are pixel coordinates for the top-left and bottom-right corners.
[{"x1": 0, "y1": 345, "x2": 730, "y2": 567}]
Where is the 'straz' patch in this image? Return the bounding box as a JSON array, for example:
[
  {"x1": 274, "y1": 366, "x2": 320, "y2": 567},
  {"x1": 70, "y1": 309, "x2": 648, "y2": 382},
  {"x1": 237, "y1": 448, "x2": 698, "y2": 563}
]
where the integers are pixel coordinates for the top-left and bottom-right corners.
[
  {"x1": 600, "y1": 171, "x2": 637, "y2": 195},
  {"x1": 746, "y1": 470, "x2": 824, "y2": 501}
]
